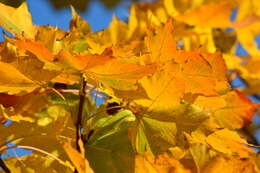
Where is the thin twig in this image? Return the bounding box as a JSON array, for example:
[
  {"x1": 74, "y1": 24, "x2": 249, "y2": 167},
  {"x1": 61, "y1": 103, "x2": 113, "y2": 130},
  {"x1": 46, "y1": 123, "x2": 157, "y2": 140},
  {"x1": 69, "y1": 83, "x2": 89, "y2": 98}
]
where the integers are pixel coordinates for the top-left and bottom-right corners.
[
  {"x1": 11, "y1": 147, "x2": 25, "y2": 167},
  {"x1": 2, "y1": 145, "x2": 72, "y2": 170},
  {"x1": 39, "y1": 88, "x2": 106, "y2": 99}
]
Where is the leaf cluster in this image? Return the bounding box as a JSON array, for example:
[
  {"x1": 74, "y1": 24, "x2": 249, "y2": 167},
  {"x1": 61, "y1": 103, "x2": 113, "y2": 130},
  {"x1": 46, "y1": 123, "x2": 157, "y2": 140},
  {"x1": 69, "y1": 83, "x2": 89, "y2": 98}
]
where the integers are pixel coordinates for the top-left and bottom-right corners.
[{"x1": 0, "y1": 0, "x2": 259, "y2": 173}]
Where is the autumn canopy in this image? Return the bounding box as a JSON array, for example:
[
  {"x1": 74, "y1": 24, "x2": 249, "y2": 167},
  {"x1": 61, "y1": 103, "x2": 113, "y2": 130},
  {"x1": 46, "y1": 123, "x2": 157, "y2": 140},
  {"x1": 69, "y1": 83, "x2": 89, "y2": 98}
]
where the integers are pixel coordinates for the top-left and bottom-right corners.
[{"x1": 0, "y1": 0, "x2": 259, "y2": 172}]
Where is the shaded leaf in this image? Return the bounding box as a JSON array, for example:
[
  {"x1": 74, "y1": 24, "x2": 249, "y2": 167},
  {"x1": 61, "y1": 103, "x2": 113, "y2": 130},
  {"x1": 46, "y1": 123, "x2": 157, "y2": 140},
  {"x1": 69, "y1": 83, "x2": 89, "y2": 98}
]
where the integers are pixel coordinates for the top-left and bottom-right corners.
[
  {"x1": 202, "y1": 156, "x2": 258, "y2": 173},
  {"x1": 85, "y1": 110, "x2": 135, "y2": 173},
  {"x1": 134, "y1": 116, "x2": 177, "y2": 155},
  {"x1": 2, "y1": 153, "x2": 72, "y2": 173},
  {"x1": 135, "y1": 152, "x2": 191, "y2": 173},
  {"x1": 63, "y1": 142, "x2": 94, "y2": 173}
]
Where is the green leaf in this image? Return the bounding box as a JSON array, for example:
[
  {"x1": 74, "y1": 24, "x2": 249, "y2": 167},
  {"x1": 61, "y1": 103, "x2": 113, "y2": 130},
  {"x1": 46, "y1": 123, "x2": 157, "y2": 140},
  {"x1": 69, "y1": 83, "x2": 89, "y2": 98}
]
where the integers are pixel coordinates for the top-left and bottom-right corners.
[
  {"x1": 85, "y1": 110, "x2": 135, "y2": 173},
  {"x1": 135, "y1": 116, "x2": 177, "y2": 155}
]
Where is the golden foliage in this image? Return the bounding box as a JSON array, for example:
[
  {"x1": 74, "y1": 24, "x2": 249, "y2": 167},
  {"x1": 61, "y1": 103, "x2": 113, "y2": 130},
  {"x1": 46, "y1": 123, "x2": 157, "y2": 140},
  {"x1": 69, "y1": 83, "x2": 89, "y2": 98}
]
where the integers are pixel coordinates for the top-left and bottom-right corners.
[{"x1": 0, "y1": 0, "x2": 259, "y2": 172}]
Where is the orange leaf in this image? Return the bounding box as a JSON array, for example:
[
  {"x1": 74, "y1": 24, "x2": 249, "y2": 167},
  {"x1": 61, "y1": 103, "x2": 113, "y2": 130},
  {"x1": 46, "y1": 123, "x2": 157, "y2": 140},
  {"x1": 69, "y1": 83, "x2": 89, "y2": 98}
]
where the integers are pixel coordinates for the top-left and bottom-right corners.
[
  {"x1": 140, "y1": 23, "x2": 228, "y2": 112},
  {"x1": 194, "y1": 90, "x2": 258, "y2": 129},
  {"x1": 145, "y1": 21, "x2": 177, "y2": 63},
  {"x1": 54, "y1": 48, "x2": 114, "y2": 71},
  {"x1": 174, "y1": 50, "x2": 219, "y2": 96},
  {"x1": 139, "y1": 50, "x2": 224, "y2": 112},
  {"x1": 139, "y1": 62, "x2": 185, "y2": 111},
  {"x1": 176, "y1": 2, "x2": 235, "y2": 28},
  {"x1": 87, "y1": 59, "x2": 157, "y2": 81},
  {"x1": 16, "y1": 39, "x2": 54, "y2": 62}
]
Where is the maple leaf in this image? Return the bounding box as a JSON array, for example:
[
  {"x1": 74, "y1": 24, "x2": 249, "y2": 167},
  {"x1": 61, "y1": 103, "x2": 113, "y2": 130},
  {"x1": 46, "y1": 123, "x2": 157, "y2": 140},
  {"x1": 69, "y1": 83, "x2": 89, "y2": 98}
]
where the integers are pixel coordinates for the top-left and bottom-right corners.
[
  {"x1": 34, "y1": 26, "x2": 68, "y2": 54},
  {"x1": 176, "y1": 1, "x2": 235, "y2": 28},
  {"x1": 189, "y1": 143, "x2": 217, "y2": 173},
  {"x1": 202, "y1": 156, "x2": 258, "y2": 173},
  {"x1": 86, "y1": 59, "x2": 157, "y2": 82},
  {"x1": 0, "y1": 61, "x2": 38, "y2": 94},
  {"x1": 0, "y1": 40, "x2": 60, "y2": 94},
  {"x1": 85, "y1": 110, "x2": 135, "y2": 173},
  {"x1": 194, "y1": 90, "x2": 258, "y2": 129},
  {"x1": 135, "y1": 152, "x2": 191, "y2": 173},
  {"x1": 0, "y1": 91, "x2": 49, "y2": 122},
  {"x1": 206, "y1": 128, "x2": 254, "y2": 157},
  {"x1": 0, "y1": 2, "x2": 37, "y2": 38},
  {"x1": 133, "y1": 116, "x2": 177, "y2": 155},
  {"x1": 144, "y1": 21, "x2": 177, "y2": 63},
  {"x1": 53, "y1": 48, "x2": 114, "y2": 71},
  {"x1": 233, "y1": 0, "x2": 260, "y2": 56},
  {"x1": 138, "y1": 23, "x2": 228, "y2": 112},
  {"x1": 0, "y1": 104, "x2": 75, "y2": 154},
  {"x1": 52, "y1": 47, "x2": 157, "y2": 90},
  {"x1": 15, "y1": 39, "x2": 55, "y2": 62},
  {"x1": 70, "y1": 7, "x2": 91, "y2": 35}
]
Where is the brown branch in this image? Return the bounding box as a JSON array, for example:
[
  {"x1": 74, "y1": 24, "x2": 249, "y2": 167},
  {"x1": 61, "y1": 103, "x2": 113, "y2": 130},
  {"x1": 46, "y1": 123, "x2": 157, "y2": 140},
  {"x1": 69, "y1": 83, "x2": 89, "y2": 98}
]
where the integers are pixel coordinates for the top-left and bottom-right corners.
[
  {"x1": 0, "y1": 157, "x2": 11, "y2": 173},
  {"x1": 75, "y1": 76, "x2": 87, "y2": 152},
  {"x1": 74, "y1": 75, "x2": 87, "y2": 173}
]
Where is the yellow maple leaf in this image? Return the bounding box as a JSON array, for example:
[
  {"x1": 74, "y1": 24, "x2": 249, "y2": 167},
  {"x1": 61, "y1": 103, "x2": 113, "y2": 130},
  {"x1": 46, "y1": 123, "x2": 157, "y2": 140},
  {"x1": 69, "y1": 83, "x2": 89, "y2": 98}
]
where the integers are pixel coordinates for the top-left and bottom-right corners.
[
  {"x1": 0, "y1": 2, "x2": 37, "y2": 38},
  {"x1": 0, "y1": 61, "x2": 38, "y2": 94},
  {"x1": 176, "y1": 1, "x2": 235, "y2": 28}
]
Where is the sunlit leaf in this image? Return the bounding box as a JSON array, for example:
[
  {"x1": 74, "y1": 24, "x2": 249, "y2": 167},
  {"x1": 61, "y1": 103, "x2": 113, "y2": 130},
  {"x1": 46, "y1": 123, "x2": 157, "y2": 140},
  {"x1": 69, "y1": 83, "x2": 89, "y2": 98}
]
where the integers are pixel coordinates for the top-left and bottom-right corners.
[
  {"x1": 194, "y1": 91, "x2": 257, "y2": 129},
  {"x1": 206, "y1": 129, "x2": 253, "y2": 157},
  {"x1": 15, "y1": 39, "x2": 55, "y2": 62},
  {"x1": 0, "y1": 2, "x2": 37, "y2": 38},
  {"x1": 0, "y1": 61, "x2": 38, "y2": 94},
  {"x1": 176, "y1": 1, "x2": 235, "y2": 28}
]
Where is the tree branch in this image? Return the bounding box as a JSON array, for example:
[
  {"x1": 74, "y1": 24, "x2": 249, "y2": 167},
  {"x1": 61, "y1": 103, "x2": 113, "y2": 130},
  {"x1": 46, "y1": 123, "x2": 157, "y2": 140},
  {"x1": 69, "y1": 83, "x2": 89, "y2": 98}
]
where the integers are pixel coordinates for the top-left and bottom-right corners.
[
  {"x1": 0, "y1": 157, "x2": 11, "y2": 173},
  {"x1": 76, "y1": 75, "x2": 87, "y2": 152}
]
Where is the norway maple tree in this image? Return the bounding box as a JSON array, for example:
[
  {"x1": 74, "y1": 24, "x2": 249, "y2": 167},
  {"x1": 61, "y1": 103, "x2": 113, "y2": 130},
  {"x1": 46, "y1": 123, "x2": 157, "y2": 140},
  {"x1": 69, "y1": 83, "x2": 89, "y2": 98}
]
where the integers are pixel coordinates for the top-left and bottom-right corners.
[{"x1": 0, "y1": 0, "x2": 259, "y2": 172}]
